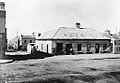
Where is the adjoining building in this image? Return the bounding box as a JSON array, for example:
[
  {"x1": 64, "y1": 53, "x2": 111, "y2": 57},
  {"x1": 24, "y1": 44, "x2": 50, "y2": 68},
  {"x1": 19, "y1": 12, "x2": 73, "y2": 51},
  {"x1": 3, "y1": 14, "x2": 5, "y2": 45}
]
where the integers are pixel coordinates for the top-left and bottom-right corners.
[
  {"x1": 9, "y1": 33, "x2": 36, "y2": 51},
  {"x1": 36, "y1": 23, "x2": 111, "y2": 55},
  {"x1": 112, "y1": 39, "x2": 120, "y2": 54},
  {"x1": 19, "y1": 34, "x2": 36, "y2": 51},
  {"x1": 105, "y1": 30, "x2": 120, "y2": 54},
  {"x1": 0, "y1": 2, "x2": 7, "y2": 58}
]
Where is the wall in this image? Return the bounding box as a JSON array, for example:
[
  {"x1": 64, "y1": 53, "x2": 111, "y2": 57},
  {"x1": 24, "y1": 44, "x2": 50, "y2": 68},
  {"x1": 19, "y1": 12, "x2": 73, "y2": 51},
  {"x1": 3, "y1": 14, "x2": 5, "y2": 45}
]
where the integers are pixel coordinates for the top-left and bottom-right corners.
[
  {"x1": 20, "y1": 37, "x2": 35, "y2": 51},
  {"x1": 52, "y1": 39, "x2": 110, "y2": 54},
  {"x1": 0, "y1": 6, "x2": 6, "y2": 57},
  {"x1": 36, "y1": 40, "x2": 52, "y2": 54},
  {"x1": 0, "y1": 35, "x2": 2, "y2": 51},
  {"x1": 113, "y1": 39, "x2": 120, "y2": 54},
  {"x1": 0, "y1": 34, "x2": 5, "y2": 58}
]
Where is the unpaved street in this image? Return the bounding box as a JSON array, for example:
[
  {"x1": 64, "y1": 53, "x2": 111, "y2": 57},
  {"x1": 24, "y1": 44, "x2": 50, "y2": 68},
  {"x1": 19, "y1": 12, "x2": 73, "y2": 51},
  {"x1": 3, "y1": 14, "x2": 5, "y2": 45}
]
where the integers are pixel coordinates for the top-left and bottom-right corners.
[{"x1": 0, "y1": 54, "x2": 120, "y2": 83}]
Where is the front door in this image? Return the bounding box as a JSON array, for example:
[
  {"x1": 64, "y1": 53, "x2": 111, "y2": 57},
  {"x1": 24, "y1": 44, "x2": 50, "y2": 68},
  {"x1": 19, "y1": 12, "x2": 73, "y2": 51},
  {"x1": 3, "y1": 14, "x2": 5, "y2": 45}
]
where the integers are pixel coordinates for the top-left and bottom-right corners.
[
  {"x1": 56, "y1": 43, "x2": 63, "y2": 55},
  {"x1": 95, "y1": 44, "x2": 100, "y2": 53},
  {"x1": 66, "y1": 44, "x2": 72, "y2": 54}
]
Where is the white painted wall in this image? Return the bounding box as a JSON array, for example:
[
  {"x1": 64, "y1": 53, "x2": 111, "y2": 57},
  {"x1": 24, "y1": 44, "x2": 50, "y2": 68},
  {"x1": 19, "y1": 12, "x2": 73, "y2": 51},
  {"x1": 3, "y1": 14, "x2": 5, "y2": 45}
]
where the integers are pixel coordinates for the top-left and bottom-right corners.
[{"x1": 36, "y1": 40, "x2": 52, "y2": 54}]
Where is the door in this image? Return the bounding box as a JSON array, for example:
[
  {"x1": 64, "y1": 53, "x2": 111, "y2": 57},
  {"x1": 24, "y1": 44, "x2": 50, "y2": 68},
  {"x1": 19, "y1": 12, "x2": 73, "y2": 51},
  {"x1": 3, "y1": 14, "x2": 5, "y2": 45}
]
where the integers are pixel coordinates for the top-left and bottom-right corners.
[
  {"x1": 95, "y1": 44, "x2": 100, "y2": 53},
  {"x1": 103, "y1": 44, "x2": 107, "y2": 50},
  {"x1": 66, "y1": 44, "x2": 72, "y2": 54},
  {"x1": 56, "y1": 43, "x2": 63, "y2": 54}
]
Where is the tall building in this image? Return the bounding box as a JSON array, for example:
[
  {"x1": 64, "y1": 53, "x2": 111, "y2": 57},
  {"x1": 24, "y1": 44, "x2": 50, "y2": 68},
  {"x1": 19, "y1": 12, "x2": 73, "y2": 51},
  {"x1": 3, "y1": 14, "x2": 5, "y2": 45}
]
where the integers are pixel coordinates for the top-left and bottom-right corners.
[{"x1": 0, "y1": 2, "x2": 7, "y2": 58}]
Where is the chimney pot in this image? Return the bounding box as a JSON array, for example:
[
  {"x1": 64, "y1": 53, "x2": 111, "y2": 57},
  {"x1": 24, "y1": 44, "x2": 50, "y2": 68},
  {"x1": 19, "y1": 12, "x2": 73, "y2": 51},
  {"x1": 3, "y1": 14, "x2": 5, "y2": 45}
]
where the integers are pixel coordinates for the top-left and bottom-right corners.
[{"x1": 76, "y1": 22, "x2": 81, "y2": 29}]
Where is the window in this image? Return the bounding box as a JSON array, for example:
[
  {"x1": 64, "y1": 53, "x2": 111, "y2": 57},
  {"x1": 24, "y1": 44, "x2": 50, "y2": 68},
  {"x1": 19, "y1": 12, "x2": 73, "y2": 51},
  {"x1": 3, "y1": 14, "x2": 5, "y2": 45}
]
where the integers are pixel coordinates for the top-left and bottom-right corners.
[
  {"x1": 30, "y1": 40, "x2": 32, "y2": 43},
  {"x1": 116, "y1": 47, "x2": 120, "y2": 51},
  {"x1": 78, "y1": 44, "x2": 82, "y2": 51},
  {"x1": 41, "y1": 44, "x2": 43, "y2": 50},
  {"x1": 24, "y1": 40, "x2": 27, "y2": 43}
]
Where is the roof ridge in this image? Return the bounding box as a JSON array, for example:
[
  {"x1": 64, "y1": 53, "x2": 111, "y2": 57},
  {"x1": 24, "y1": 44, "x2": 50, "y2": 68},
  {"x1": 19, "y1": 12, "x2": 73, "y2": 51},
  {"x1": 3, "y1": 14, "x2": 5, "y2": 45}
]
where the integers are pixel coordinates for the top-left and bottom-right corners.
[{"x1": 61, "y1": 27, "x2": 89, "y2": 29}]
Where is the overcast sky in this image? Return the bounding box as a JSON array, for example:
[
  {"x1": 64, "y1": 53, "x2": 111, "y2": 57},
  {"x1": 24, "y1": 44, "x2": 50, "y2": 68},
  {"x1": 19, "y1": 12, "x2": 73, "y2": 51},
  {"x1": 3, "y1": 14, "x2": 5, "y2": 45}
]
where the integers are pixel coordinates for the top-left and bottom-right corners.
[{"x1": 1, "y1": 0, "x2": 120, "y2": 39}]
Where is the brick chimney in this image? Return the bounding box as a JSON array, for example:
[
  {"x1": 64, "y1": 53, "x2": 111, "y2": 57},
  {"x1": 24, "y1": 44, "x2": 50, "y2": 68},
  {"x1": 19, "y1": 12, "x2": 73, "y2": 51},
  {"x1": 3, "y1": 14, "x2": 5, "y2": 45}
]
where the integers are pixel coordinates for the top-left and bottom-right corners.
[{"x1": 76, "y1": 22, "x2": 81, "y2": 29}]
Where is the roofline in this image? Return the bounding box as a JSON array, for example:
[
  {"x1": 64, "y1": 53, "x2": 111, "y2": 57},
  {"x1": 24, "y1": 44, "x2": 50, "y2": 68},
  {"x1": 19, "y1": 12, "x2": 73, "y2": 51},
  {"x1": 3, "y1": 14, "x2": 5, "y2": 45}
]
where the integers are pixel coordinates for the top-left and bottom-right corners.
[{"x1": 36, "y1": 39, "x2": 111, "y2": 41}]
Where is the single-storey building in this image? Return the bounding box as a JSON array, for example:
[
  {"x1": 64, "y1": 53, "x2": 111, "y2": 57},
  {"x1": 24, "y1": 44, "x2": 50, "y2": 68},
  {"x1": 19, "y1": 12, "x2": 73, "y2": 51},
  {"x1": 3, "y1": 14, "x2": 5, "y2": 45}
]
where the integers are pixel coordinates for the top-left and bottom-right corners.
[{"x1": 36, "y1": 25, "x2": 111, "y2": 55}]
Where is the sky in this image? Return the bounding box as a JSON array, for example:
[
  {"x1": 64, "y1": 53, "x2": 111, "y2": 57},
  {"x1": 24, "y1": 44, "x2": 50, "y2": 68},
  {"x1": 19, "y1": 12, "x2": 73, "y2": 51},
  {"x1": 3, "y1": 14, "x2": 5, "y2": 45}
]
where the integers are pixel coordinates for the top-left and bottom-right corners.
[{"x1": 1, "y1": 0, "x2": 120, "y2": 40}]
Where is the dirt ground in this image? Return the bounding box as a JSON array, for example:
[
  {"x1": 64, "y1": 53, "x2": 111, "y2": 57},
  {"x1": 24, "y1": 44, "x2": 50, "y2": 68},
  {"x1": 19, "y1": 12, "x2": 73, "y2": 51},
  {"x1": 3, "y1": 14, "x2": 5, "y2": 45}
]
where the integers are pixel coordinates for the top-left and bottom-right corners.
[{"x1": 0, "y1": 54, "x2": 120, "y2": 83}]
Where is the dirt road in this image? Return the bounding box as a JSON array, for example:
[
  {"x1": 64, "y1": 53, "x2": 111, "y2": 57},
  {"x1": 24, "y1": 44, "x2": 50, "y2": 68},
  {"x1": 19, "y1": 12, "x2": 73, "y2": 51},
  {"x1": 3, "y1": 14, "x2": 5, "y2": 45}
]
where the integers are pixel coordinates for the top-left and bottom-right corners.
[{"x1": 0, "y1": 54, "x2": 120, "y2": 83}]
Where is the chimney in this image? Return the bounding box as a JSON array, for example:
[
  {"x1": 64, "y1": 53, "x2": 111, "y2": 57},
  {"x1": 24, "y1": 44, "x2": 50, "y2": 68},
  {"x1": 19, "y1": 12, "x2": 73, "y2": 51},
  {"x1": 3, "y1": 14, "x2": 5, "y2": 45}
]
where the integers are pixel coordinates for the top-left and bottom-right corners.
[
  {"x1": 38, "y1": 33, "x2": 41, "y2": 37},
  {"x1": 76, "y1": 22, "x2": 81, "y2": 29},
  {"x1": 32, "y1": 32, "x2": 36, "y2": 37},
  {"x1": 105, "y1": 30, "x2": 111, "y2": 35}
]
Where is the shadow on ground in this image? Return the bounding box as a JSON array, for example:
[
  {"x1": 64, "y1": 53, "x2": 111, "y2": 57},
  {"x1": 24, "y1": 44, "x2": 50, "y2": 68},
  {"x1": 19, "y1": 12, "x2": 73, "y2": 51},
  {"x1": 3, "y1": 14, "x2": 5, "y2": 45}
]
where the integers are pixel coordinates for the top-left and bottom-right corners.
[
  {"x1": 15, "y1": 71, "x2": 120, "y2": 83},
  {"x1": 4, "y1": 51, "x2": 54, "y2": 61}
]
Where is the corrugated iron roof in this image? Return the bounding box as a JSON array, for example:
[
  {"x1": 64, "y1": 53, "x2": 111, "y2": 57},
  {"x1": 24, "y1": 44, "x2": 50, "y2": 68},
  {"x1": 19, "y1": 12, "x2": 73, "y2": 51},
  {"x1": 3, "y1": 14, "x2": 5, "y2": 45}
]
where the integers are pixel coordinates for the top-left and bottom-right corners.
[{"x1": 37, "y1": 27, "x2": 111, "y2": 40}]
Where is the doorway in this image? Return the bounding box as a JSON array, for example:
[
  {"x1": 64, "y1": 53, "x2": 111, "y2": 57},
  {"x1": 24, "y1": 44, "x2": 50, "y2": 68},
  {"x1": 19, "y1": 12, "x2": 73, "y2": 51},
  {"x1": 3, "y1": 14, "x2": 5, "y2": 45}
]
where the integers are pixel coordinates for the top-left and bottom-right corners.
[
  {"x1": 95, "y1": 44, "x2": 100, "y2": 53},
  {"x1": 66, "y1": 44, "x2": 72, "y2": 54},
  {"x1": 78, "y1": 44, "x2": 82, "y2": 51},
  {"x1": 103, "y1": 44, "x2": 107, "y2": 50},
  {"x1": 56, "y1": 43, "x2": 63, "y2": 54}
]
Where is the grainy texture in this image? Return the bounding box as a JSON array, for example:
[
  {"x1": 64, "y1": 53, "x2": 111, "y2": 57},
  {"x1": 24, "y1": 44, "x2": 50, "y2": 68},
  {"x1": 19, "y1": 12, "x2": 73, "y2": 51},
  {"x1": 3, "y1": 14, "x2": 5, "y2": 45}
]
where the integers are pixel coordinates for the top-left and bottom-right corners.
[{"x1": 0, "y1": 54, "x2": 120, "y2": 83}]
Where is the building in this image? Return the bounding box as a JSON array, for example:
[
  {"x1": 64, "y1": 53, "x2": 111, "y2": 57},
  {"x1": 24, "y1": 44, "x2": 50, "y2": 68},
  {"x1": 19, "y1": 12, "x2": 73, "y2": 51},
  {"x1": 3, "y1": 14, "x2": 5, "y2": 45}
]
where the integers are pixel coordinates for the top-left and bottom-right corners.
[
  {"x1": 27, "y1": 43, "x2": 36, "y2": 53},
  {"x1": 112, "y1": 39, "x2": 120, "y2": 54},
  {"x1": 36, "y1": 24, "x2": 111, "y2": 55},
  {"x1": 0, "y1": 2, "x2": 7, "y2": 58},
  {"x1": 20, "y1": 34, "x2": 36, "y2": 51},
  {"x1": 105, "y1": 30, "x2": 120, "y2": 54},
  {"x1": 9, "y1": 33, "x2": 36, "y2": 51}
]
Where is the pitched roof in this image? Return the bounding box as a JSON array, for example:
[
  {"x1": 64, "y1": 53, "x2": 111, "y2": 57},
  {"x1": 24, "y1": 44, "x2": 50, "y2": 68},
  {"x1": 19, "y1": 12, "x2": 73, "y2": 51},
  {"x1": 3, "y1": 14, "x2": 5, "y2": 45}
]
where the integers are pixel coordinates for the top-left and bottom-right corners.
[{"x1": 37, "y1": 27, "x2": 111, "y2": 40}]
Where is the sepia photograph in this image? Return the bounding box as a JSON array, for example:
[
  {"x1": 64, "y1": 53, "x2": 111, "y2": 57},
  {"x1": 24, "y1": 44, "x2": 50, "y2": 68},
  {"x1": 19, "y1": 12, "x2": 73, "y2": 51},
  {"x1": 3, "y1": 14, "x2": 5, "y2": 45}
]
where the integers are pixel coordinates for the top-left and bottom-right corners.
[{"x1": 0, "y1": 0, "x2": 120, "y2": 83}]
